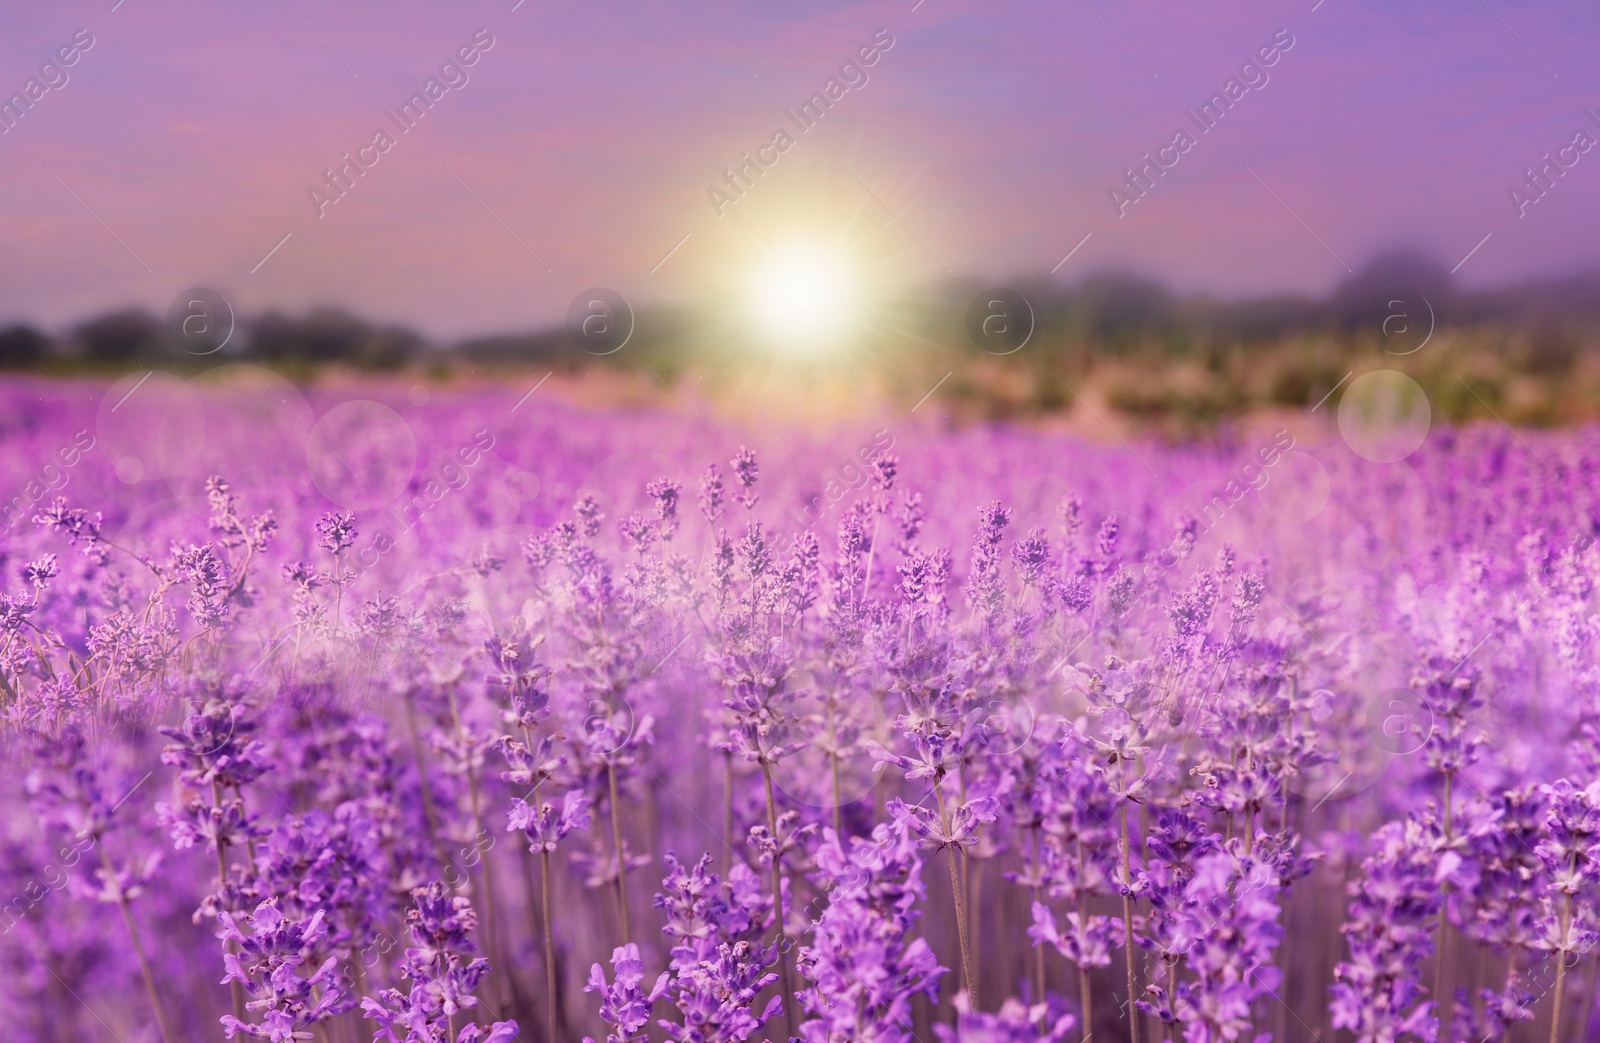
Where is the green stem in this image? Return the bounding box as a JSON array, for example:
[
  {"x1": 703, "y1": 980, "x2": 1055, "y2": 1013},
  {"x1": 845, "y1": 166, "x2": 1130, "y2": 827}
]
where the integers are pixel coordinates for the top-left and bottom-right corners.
[
  {"x1": 934, "y1": 780, "x2": 977, "y2": 1011},
  {"x1": 1078, "y1": 834, "x2": 1093, "y2": 1043},
  {"x1": 210, "y1": 781, "x2": 246, "y2": 1024},
  {"x1": 449, "y1": 687, "x2": 502, "y2": 1012},
  {"x1": 102, "y1": 846, "x2": 175, "y2": 1043},
  {"x1": 1120, "y1": 800, "x2": 1141, "y2": 1043},
  {"x1": 1552, "y1": 891, "x2": 1574, "y2": 1043},
  {"x1": 607, "y1": 760, "x2": 631, "y2": 940},
  {"x1": 761, "y1": 760, "x2": 797, "y2": 1041},
  {"x1": 403, "y1": 691, "x2": 454, "y2": 882},
  {"x1": 542, "y1": 848, "x2": 558, "y2": 1043},
  {"x1": 1435, "y1": 771, "x2": 1454, "y2": 1043},
  {"x1": 828, "y1": 698, "x2": 844, "y2": 838},
  {"x1": 1030, "y1": 824, "x2": 1046, "y2": 1011},
  {"x1": 724, "y1": 750, "x2": 736, "y2": 876}
]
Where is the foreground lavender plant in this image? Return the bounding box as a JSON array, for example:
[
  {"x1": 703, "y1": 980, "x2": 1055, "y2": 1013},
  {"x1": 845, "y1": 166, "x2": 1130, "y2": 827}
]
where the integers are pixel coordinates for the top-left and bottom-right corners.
[
  {"x1": 583, "y1": 942, "x2": 669, "y2": 1043},
  {"x1": 217, "y1": 900, "x2": 347, "y2": 1039},
  {"x1": 1330, "y1": 819, "x2": 1444, "y2": 1042},
  {"x1": 27, "y1": 726, "x2": 175, "y2": 1043},
  {"x1": 8, "y1": 387, "x2": 1600, "y2": 1042},
  {"x1": 362, "y1": 882, "x2": 518, "y2": 1043},
  {"x1": 1535, "y1": 780, "x2": 1600, "y2": 1043},
  {"x1": 796, "y1": 821, "x2": 943, "y2": 1041},
  {"x1": 654, "y1": 852, "x2": 781, "y2": 1042},
  {"x1": 510, "y1": 787, "x2": 590, "y2": 1041}
]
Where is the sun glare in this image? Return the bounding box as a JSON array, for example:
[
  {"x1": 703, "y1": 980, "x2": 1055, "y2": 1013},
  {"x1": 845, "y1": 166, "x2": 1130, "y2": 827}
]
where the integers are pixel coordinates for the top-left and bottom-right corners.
[{"x1": 745, "y1": 242, "x2": 859, "y2": 353}]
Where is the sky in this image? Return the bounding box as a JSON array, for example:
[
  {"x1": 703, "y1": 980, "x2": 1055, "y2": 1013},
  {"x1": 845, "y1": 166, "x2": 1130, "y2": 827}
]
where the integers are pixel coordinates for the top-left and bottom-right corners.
[{"x1": 0, "y1": 0, "x2": 1597, "y2": 340}]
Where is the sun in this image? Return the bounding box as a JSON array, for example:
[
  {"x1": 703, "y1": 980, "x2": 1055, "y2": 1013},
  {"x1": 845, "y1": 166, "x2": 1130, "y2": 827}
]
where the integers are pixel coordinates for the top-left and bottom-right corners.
[{"x1": 744, "y1": 241, "x2": 860, "y2": 353}]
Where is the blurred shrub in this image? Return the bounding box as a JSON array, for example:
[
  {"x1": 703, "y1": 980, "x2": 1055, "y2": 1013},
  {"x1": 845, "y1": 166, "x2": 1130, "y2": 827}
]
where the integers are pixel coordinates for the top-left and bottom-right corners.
[
  {"x1": 0, "y1": 324, "x2": 51, "y2": 368},
  {"x1": 76, "y1": 308, "x2": 160, "y2": 363}
]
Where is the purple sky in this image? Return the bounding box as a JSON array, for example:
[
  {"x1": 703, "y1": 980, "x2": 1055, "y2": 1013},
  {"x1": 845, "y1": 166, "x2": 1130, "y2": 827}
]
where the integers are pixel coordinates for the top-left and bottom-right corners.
[{"x1": 1, "y1": 0, "x2": 1597, "y2": 339}]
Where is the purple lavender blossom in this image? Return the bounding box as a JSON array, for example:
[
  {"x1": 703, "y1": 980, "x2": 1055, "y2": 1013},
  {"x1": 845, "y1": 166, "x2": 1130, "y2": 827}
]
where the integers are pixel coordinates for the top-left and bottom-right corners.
[
  {"x1": 217, "y1": 900, "x2": 348, "y2": 1039},
  {"x1": 583, "y1": 942, "x2": 669, "y2": 1043},
  {"x1": 796, "y1": 823, "x2": 945, "y2": 1043},
  {"x1": 361, "y1": 883, "x2": 517, "y2": 1043},
  {"x1": 8, "y1": 392, "x2": 1600, "y2": 1043}
]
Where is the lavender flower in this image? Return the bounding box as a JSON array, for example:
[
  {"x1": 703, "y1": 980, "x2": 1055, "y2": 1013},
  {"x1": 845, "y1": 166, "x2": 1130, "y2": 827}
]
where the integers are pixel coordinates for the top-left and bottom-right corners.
[
  {"x1": 731, "y1": 447, "x2": 760, "y2": 511},
  {"x1": 796, "y1": 823, "x2": 944, "y2": 1042},
  {"x1": 217, "y1": 900, "x2": 348, "y2": 1039},
  {"x1": 9, "y1": 391, "x2": 1600, "y2": 1043},
  {"x1": 647, "y1": 476, "x2": 683, "y2": 542},
  {"x1": 1330, "y1": 819, "x2": 1445, "y2": 1042},
  {"x1": 362, "y1": 883, "x2": 517, "y2": 1043},
  {"x1": 315, "y1": 511, "x2": 358, "y2": 556},
  {"x1": 508, "y1": 789, "x2": 592, "y2": 852},
  {"x1": 583, "y1": 942, "x2": 669, "y2": 1043},
  {"x1": 934, "y1": 992, "x2": 1077, "y2": 1043}
]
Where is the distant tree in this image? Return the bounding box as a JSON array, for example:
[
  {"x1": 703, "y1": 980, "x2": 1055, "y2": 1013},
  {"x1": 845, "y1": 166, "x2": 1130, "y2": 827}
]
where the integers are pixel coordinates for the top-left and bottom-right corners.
[
  {"x1": 251, "y1": 307, "x2": 366, "y2": 361},
  {"x1": 76, "y1": 309, "x2": 160, "y2": 363},
  {"x1": 1076, "y1": 271, "x2": 1177, "y2": 347},
  {"x1": 1330, "y1": 251, "x2": 1455, "y2": 326},
  {"x1": 0, "y1": 324, "x2": 51, "y2": 367},
  {"x1": 354, "y1": 325, "x2": 422, "y2": 369},
  {"x1": 297, "y1": 308, "x2": 370, "y2": 362},
  {"x1": 245, "y1": 308, "x2": 421, "y2": 367},
  {"x1": 246, "y1": 310, "x2": 298, "y2": 361},
  {"x1": 1526, "y1": 321, "x2": 1577, "y2": 374}
]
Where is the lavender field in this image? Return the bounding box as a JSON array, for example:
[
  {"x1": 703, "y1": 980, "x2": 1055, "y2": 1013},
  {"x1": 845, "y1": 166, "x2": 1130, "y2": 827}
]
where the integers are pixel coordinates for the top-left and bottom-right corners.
[{"x1": 2, "y1": 373, "x2": 1597, "y2": 1043}]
